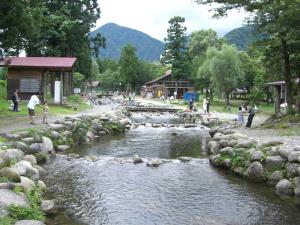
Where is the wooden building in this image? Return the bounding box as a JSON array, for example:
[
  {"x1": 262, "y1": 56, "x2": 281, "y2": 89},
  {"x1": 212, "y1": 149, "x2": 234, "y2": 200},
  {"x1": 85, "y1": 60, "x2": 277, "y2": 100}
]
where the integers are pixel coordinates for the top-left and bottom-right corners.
[
  {"x1": 0, "y1": 57, "x2": 76, "y2": 103},
  {"x1": 142, "y1": 70, "x2": 194, "y2": 99},
  {"x1": 265, "y1": 81, "x2": 287, "y2": 114}
]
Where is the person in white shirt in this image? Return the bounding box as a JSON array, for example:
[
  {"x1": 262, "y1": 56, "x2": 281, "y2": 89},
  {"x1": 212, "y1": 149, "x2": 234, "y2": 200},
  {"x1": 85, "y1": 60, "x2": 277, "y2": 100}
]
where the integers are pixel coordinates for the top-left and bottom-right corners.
[
  {"x1": 203, "y1": 97, "x2": 207, "y2": 115},
  {"x1": 27, "y1": 94, "x2": 40, "y2": 125}
]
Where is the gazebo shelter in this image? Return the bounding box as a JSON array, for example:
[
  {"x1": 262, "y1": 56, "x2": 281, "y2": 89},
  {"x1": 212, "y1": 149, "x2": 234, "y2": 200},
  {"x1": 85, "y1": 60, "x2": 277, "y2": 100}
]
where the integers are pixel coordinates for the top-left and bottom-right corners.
[
  {"x1": 265, "y1": 81, "x2": 286, "y2": 114},
  {"x1": 0, "y1": 57, "x2": 76, "y2": 103}
]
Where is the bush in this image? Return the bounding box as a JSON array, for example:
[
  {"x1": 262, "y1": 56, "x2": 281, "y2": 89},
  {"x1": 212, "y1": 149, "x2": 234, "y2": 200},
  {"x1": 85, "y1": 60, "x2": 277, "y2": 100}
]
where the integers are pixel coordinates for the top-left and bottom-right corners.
[
  {"x1": 67, "y1": 95, "x2": 83, "y2": 104},
  {"x1": 0, "y1": 216, "x2": 15, "y2": 225}
]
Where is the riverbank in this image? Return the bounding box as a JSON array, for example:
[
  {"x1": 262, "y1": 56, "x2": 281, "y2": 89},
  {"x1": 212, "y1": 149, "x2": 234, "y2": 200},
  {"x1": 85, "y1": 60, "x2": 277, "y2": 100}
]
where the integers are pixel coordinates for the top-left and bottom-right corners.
[{"x1": 0, "y1": 98, "x2": 131, "y2": 224}]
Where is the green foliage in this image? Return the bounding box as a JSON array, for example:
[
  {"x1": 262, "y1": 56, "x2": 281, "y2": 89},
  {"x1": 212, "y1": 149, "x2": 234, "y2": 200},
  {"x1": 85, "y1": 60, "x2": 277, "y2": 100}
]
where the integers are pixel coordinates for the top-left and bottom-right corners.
[
  {"x1": 71, "y1": 121, "x2": 90, "y2": 145},
  {"x1": 14, "y1": 186, "x2": 23, "y2": 194},
  {"x1": 90, "y1": 23, "x2": 164, "y2": 61},
  {"x1": 0, "y1": 216, "x2": 15, "y2": 225},
  {"x1": 73, "y1": 72, "x2": 85, "y2": 88},
  {"x1": 0, "y1": 176, "x2": 10, "y2": 183},
  {"x1": 8, "y1": 189, "x2": 44, "y2": 222},
  {"x1": 67, "y1": 95, "x2": 84, "y2": 105},
  {"x1": 9, "y1": 158, "x2": 17, "y2": 167},
  {"x1": 119, "y1": 45, "x2": 139, "y2": 91},
  {"x1": 35, "y1": 152, "x2": 49, "y2": 164},
  {"x1": 102, "y1": 121, "x2": 125, "y2": 134},
  {"x1": 161, "y1": 16, "x2": 189, "y2": 79},
  {"x1": 231, "y1": 151, "x2": 250, "y2": 170}
]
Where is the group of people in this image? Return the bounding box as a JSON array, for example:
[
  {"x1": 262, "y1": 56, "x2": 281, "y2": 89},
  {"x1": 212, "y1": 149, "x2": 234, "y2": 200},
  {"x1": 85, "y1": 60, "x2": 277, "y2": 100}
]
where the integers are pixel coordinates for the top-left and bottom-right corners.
[
  {"x1": 237, "y1": 104, "x2": 256, "y2": 128},
  {"x1": 11, "y1": 90, "x2": 49, "y2": 125}
]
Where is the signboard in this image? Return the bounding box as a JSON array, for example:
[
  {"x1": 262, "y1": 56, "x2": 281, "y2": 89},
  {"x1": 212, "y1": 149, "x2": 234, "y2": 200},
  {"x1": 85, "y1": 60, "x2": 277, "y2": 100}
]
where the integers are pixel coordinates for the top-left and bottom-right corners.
[
  {"x1": 74, "y1": 88, "x2": 81, "y2": 94},
  {"x1": 54, "y1": 81, "x2": 61, "y2": 103}
]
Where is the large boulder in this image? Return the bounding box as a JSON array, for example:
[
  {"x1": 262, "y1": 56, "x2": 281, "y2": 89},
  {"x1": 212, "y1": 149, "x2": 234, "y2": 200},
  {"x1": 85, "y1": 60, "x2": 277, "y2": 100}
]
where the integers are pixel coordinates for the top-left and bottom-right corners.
[
  {"x1": 265, "y1": 156, "x2": 286, "y2": 171},
  {"x1": 293, "y1": 177, "x2": 300, "y2": 197},
  {"x1": 244, "y1": 162, "x2": 266, "y2": 182},
  {"x1": 250, "y1": 151, "x2": 264, "y2": 162},
  {"x1": 49, "y1": 124, "x2": 65, "y2": 131},
  {"x1": 21, "y1": 137, "x2": 34, "y2": 145},
  {"x1": 15, "y1": 141, "x2": 28, "y2": 152},
  {"x1": 227, "y1": 139, "x2": 238, "y2": 147},
  {"x1": 56, "y1": 145, "x2": 70, "y2": 152},
  {"x1": 207, "y1": 141, "x2": 220, "y2": 155},
  {"x1": 40, "y1": 137, "x2": 54, "y2": 153},
  {"x1": 288, "y1": 151, "x2": 300, "y2": 163},
  {"x1": 212, "y1": 133, "x2": 224, "y2": 141},
  {"x1": 178, "y1": 156, "x2": 192, "y2": 162},
  {"x1": 237, "y1": 139, "x2": 257, "y2": 149},
  {"x1": 12, "y1": 160, "x2": 39, "y2": 181},
  {"x1": 285, "y1": 162, "x2": 300, "y2": 178},
  {"x1": 0, "y1": 167, "x2": 20, "y2": 182},
  {"x1": 275, "y1": 179, "x2": 294, "y2": 196},
  {"x1": 50, "y1": 131, "x2": 61, "y2": 139},
  {"x1": 19, "y1": 176, "x2": 36, "y2": 193},
  {"x1": 41, "y1": 200, "x2": 57, "y2": 215},
  {"x1": 219, "y1": 147, "x2": 234, "y2": 156},
  {"x1": 15, "y1": 220, "x2": 46, "y2": 225},
  {"x1": 268, "y1": 171, "x2": 284, "y2": 185},
  {"x1": 147, "y1": 159, "x2": 164, "y2": 167},
  {"x1": 23, "y1": 155, "x2": 37, "y2": 165},
  {"x1": 231, "y1": 133, "x2": 248, "y2": 140},
  {"x1": 0, "y1": 149, "x2": 24, "y2": 168},
  {"x1": 209, "y1": 129, "x2": 218, "y2": 138},
  {"x1": 0, "y1": 189, "x2": 29, "y2": 211},
  {"x1": 219, "y1": 140, "x2": 229, "y2": 148}
]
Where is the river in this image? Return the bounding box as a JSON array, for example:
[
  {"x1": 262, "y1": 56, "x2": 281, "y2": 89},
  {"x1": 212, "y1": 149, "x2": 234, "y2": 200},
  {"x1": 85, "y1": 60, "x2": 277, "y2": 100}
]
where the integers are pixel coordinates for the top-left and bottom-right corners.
[{"x1": 42, "y1": 114, "x2": 300, "y2": 225}]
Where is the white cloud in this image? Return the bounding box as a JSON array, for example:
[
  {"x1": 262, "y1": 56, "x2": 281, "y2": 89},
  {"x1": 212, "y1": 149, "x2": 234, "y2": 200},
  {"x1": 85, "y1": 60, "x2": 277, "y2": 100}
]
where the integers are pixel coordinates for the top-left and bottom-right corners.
[{"x1": 95, "y1": 0, "x2": 247, "y2": 41}]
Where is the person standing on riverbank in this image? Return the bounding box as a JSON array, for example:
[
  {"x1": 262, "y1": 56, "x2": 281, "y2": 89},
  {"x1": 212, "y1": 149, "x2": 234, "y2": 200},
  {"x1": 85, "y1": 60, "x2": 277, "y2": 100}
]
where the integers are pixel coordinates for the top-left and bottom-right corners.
[
  {"x1": 189, "y1": 98, "x2": 194, "y2": 111},
  {"x1": 203, "y1": 97, "x2": 207, "y2": 114},
  {"x1": 11, "y1": 89, "x2": 20, "y2": 112},
  {"x1": 237, "y1": 106, "x2": 244, "y2": 127},
  {"x1": 246, "y1": 106, "x2": 255, "y2": 128},
  {"x1": 27, "y1": 93, "x2": 40, "y2": 125},
  {"x1": 206, "y1": 97, "x2": 210, "y2": 114}
]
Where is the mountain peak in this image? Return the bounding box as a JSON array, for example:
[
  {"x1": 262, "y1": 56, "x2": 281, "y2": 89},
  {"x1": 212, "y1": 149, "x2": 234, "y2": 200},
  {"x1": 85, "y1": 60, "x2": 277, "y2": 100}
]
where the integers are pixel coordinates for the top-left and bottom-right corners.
[{"x1": 91, "y1": 23, "x2": 164, "y2": 61}]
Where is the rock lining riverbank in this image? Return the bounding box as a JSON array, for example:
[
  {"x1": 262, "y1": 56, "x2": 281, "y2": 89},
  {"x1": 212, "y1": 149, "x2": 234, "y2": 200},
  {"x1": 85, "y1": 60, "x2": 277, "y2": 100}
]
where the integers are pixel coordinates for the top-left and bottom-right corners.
[{"x1": 208, "y1": 125, "x2": 300, "y2": 198}]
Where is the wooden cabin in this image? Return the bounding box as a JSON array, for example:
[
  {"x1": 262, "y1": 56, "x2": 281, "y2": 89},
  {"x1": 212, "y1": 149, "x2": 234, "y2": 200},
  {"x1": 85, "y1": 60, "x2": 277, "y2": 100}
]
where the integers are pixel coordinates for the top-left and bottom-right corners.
[
  {"x1": 0, "y1": 57, "x2": 76, "y2": 103},
  {"x1": 143, "y1": 70, "x2": 194, "y2": 99}
]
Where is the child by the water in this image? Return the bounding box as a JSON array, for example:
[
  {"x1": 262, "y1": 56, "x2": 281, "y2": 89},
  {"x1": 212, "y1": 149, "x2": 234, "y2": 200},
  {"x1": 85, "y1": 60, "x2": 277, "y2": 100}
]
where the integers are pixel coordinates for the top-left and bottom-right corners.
[
  {"x1": 237, "y1": 106, "x2": 244, "y2": 127},
  {"x1": 43, "y1": 101, "x2": 49, "y2": 124}
]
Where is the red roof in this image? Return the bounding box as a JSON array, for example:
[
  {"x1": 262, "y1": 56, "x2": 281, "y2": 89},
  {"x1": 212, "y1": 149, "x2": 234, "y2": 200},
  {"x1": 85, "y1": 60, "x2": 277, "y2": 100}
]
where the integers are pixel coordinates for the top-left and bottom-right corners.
[{"x1": 2, "y1": 57, "x2": 76, "y2": 69}]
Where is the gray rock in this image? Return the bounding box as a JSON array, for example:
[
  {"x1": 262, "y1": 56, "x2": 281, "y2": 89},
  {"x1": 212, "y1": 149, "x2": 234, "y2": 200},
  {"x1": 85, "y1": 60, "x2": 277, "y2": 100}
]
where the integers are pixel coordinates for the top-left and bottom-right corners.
[
  {"x1": 15, "y1": 131, "x2": 29, "y2": 138},
  {"x1": 237, "y1": 139, "x2": 257, "y2": 149},
  {"x1": 207, "y1": 141, "x2": 220, "y2": 155},
  {"x1": 29, "y1": 143, "x2": 41, "y2": 153},
  {"x1": 50, "y1": 131, "x2": 61, "y2": 139},
  {"x1": 19, "y1": 176, "x2": 36, "y2": 193},
  {"x1": 178, "y1": 156, "x2": 192, "y2": 162},
  {"x1": 15, "y1": 220, "x2": 46, "y2": 225},
  {"x1": 266, "y1": 146, "x2": 280, "y2": 156},
  {"x1": 61, "y1": 130, "x2": 71, "y2": 137},
  {"x1": 212, "y1": 133, "x2": 224, "y2": 141},
  {"x1": 147, "y1": 159, "x2": 164, "y2": 167},
  {"x1": 209, "y1": 155, "x2": 221, "y2": 167},
  {"x1": 298, "y1": 167, "x2": 300, "y2": 176},
  {"x1": 231, "y1": 133, "x2": 248, "y2": 140},
  {"x1": 219, "y1": 140, "x2": 229, "y2": 148},
  {"x1": 209, "y1": 129, "x2": 218, "y2": 138},
  {"x1": 86, "y1": 131, "x2": 95, "y2": 140},
  {"x1": 250, "y1": 151, "x2": 264, "y2": 162},
  {"x1": 294, "y1": 146, "x2": 300, "y2": 151},
  {"x1": 223, "y1": 158, "x2": 232, "y2": 169},
  {"x1": 0, "y1": 189, "x2": 29, "y2": 210},
  {"x1": 285, "y1": 162, "x2": 300, "y2": 178},
  {"x1": 21, "y1": 137, "x2": 34, "y2": 145},
  {"x1": 0, "y1": 167, "x2": 20, "y2": 182},
  {"x1": 219, "y1": 147, "x2": 234, "y2": 156},
  {"x1": 56, "y1": 145, "x2": 70, "y2": 152},
  {"x1": 275, "y1": 179, "x2": 294, "y2": 196},
  {"x1": 37, "y1": 180, "x2": 47, "y2": 191},
  {"x1": 268, "y1": 171, "x2": 284, "y2": 185},
  {"x1": 293, "y1": 177, "x2": 300, "y2": 197},
  {"x1": 227, "y1": 139, "x2": 238, "y2": 147},
  {"x1": 278, "y1": 148, "x2": 292, "y2": 159},
  {"x1": 41, "y1": 200, "x2": 57, "y2": 215},
  {"x1": 99, "y1": 116, "x2": 110, "y2": 122},
  {"x1": 40, "y1": 136, "x2": 53, "y2": 153},
  {"x1": 12, "y1": 160, "x2": 39, "y2": 181},
  {"x1": 0, "y1": 149, "x2": 24, "y2": 168},
  {"x1": 133, "y1": 154, "x2": 143, "y2": 164},
  {"x1": 244, "y1": 162, "x2": 266, "y2": 182},
  {"x1": 23, "y1": 155, "x2": 37, "y2": 165},
  {"x1": 15, "y1": 141, "x2": 28, "y2": 152},
  {"x1": 262, "y1": 140, "x2": 283, "y2": 147},
  {"x1": 49, "y1": 124, "x2": 65, "y2": 131},
  {"x1": 223, "y1": 129, "x2": 235, "y2": 135},
  {"x1": 288, "y1": 151, "x2": 300, "y2": 163},
  {"x1": 265, "y1": 156, "x2": 286, "y2": 171}
]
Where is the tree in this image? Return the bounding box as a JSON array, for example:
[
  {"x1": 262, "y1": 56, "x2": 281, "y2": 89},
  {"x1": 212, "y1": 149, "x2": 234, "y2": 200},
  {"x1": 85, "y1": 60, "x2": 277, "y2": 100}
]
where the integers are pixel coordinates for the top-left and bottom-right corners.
[
  {"x1": 91, "y1": 59, "x2": 100, "y2": 81},
  {"x1": 204, "y1": 44, "x2": 242, "y2": 106},
  {"x1": 161, "y1": 16, "x2": 189, "y2": 80},
  {"x1": 194, "y1": 0, "x2": 300, "y2": 113},
  {"x1": 90, "y1": 33, "x2": 106, "y2": 58},
  {"x1": 73, "y1": 72, "x2": 85, "y2": 88},
  {"x1": 119, "y1": 45, "x2": 139, "y2": 91}
]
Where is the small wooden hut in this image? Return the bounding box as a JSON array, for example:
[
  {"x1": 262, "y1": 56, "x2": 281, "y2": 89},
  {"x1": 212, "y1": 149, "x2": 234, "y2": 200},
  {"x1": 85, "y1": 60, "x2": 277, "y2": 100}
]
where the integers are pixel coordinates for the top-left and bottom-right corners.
[
  {"x1": 0, "y1": 57, "x2": 76, "y2": 103},
  {"x1": 143, "y1": 70, "x2": 194, "y2": 99},
  {"x1": 265, "y1": 81, "x2": 286, "y2": 114}
]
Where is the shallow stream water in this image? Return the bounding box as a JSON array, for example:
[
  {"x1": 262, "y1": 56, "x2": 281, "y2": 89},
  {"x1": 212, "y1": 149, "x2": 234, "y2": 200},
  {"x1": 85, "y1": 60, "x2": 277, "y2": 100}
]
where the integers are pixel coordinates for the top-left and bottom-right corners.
[{"x1": 42, "y1": 114, "x2": 300, "y2": 225}]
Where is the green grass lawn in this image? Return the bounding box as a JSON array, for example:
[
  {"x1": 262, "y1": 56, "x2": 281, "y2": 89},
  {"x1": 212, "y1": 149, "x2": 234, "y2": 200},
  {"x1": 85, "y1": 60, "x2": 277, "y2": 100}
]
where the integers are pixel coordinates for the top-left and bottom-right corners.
[{"x1": 0, "y1": 97, "x2": 89, "y2": 118}]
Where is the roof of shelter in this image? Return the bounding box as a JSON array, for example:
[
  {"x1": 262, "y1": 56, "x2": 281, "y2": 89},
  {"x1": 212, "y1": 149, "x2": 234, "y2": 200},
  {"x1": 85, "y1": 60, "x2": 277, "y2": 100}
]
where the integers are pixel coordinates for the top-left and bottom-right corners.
[
  {"x1": 0, "y1": 57, "x2": 76, "y2": 69},
  {"x1": 265, "y1": 81, "x2": 285, "y2": 86},
  {"x1": 145, "y1": 70, "x2": 172, "y2": 85}
]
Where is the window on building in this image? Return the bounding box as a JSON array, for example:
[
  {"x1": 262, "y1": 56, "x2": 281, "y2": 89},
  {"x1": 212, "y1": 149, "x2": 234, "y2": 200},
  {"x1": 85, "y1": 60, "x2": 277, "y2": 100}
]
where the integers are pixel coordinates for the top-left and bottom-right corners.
[{"x1": 20, "y1": 78, "x2": 41, "y2": 93}]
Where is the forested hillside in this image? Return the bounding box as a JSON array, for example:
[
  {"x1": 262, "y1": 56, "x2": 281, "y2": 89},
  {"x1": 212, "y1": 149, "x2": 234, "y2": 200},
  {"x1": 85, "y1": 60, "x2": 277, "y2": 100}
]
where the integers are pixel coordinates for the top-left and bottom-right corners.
[{"x1": 91, "y1": 23, "x2": 164, "y2": 61}]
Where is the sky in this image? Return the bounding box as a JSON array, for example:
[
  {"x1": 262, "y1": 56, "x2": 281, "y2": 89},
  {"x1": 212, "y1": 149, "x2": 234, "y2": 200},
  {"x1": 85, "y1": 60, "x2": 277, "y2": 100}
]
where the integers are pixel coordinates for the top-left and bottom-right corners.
[{"x1": 95, "y1": 0, "x2": 248, "y2": 41}]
